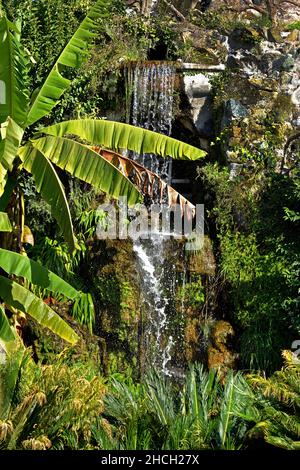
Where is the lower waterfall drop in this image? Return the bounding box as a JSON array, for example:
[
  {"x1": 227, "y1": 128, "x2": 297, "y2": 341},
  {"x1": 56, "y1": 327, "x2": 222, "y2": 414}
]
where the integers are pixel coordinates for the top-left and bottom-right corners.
[
  {"x1": 133, "y1": 235, "x2": 176, "y2": 376},
  {"x1": 126, "y1": 62, "x2": 185, "y2": 376}
]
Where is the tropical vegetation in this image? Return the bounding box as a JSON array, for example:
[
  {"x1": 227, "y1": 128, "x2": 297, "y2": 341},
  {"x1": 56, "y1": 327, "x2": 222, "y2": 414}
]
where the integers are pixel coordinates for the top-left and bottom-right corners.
[{"x1": 0, "y1": 0, "x2": 299, "y2": 453}]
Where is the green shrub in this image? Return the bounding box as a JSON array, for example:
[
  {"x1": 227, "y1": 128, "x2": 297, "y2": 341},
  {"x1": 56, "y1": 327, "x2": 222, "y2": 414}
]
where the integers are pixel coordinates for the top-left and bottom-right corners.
[
  {"x1": 199, "y1": 164, "x2": 300, "y2": 372},
  {"x1": 0, "y1": 350, "x2": 106, "y2": 450}
]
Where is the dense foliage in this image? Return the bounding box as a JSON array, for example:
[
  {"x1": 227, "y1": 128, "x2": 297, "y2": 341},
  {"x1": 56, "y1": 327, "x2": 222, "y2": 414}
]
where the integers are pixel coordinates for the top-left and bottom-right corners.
[
  {"x1": 200, "y1": 163, "x2": 300, "y2": 373},
  {"x1": 1, "y1": 350, "x2": 299, "y2": 450},
  {"x1": 0, "y1": 0, "x2": 299, "y2": 452}
]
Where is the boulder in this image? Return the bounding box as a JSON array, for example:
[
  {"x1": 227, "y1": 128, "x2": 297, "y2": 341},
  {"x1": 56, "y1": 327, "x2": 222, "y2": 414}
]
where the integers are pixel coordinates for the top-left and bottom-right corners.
[
  {"x1": 273, "y1": 54, "x2": 295, "y2": 72},
  {"x1": 222, "y1": 99, "x2": 248, "y2": 128},
  {"x1": 183, "y1": 73, "x2": 214, "y2": 136},
  {"x1": 229, "y1": 27, "x2": 263, "y2": 50}
]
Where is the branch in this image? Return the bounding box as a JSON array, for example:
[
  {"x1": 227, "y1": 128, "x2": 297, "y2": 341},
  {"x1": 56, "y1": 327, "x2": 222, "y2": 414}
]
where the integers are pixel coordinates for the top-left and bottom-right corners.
[
  {"x1": 280, "y1": 0, "x2": 300, "y2": 6},
  {"x1": 224, "y1": 0, "x2": 273, "y2": 15},
  {"x1": 281, "y1": 130, "x2": 300, "y2": 172},
  {"x1": 284, "y1": 131, "x2": 300, "y2": 155},
  {"x1": 161, "y1": 0, "x2": 186, "y2": 21}
]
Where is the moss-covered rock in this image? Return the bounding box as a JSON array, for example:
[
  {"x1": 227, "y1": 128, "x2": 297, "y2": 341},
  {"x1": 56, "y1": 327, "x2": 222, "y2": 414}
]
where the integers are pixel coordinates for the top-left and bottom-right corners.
[
  {"x1": 186, "y1": 236, "x2": 216, "y2": 275},
  {"x1": 24, "y1": 303, "x2": 101, "y2": 370},
  {"x1": 208, "y1": 320, "x2": 238, "y2": 378},
  {"x1": 87, "y1": 239, "x2": 142, "y2": 378}
]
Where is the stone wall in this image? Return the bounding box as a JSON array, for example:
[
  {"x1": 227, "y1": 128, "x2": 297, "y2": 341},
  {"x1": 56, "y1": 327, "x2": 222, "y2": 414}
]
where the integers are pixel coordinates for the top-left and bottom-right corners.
[{"x1": 173, "y1": 13, "x2": 300, "y2": 171}]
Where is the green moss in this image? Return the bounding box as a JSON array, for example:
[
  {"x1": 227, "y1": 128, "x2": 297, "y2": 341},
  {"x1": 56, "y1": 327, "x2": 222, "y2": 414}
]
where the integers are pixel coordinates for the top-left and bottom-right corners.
[
  {"x1": 107, "y1": 351, "x2": 137, "y2": 377},
  {"x1": 271, "y1": 93, "x2": 296, "y2": 123},
  {"x1": 187, "y1": 48, "x2": 220, "y2": 65},
  {"x1": 285, "y1": 21, "x2": 300, "y2": 31},
  {"x1": 27, "y1": 304, "x2": 101, "y2": 370},
  {"x1": 177, "y1": 276, "x2": 205, "y2": 309}
]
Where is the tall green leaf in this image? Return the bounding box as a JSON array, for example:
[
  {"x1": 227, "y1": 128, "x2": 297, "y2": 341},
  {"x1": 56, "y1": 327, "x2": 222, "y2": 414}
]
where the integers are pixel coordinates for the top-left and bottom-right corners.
[
  {"x1": 19, "y1": 145, "x2": 76, "y2": 251},
  {"x1": 26, "y1": 0, "x2": 110, "y2": 126},
  {"x1": 31, "y1": 136, "x2": 142, "y2": 205},
  {"x1": 0, "y1": 211, "x2": 12, "y2": 232},
  {"x1": 0, "y1": 174, "x2": 16, "y2": 211},
  {"x1": 0, "y1": 248, "x2": 79, "y2": 299},
  {"x1": 0, "y1": 304, "x2": 16, "y2": 345},
  {"x1": 145, "y1": 371, "x2": 175, "y2": 426},
  {"x1": 0, "y1": 348, "x2": 28, "y2": 421},
  {"x1": 0, "y1": 117, "x2": 23, "y2": 196},
  {"x1": 40, "y1": 119, "x2": 206, "y2": 161},
  {"x1": 0, "y1": 17, "x2": 29, "y2": 126},
  {"x1": 218, "y1": 372, "x2": 236, "y2": 449},
  {"x1": 0, "y1": 275, "x2": 79, "y2": 344},
  {"x1": 218, "y1": 372, "x2": 258, "y2": 449}
]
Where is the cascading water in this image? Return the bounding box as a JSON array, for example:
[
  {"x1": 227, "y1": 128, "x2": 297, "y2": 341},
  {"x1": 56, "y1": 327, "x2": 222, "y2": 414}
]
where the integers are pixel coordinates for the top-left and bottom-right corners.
[
  {"x1": 133, "y1": 235, "x2": 176, "y2": 376},
  {"x1": 126, "y1": 62, "x2": 184, "y2": 376},
  {"x1": 126, "y1": 62, "x2": 175, "y2": 180}
]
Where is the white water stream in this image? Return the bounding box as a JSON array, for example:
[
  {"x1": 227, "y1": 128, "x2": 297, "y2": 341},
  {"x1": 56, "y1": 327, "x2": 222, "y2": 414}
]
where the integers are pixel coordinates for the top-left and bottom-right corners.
[
  {"x1": 126, "y1": 62, "x2": 180, "y2": 375},
  {"x1": 127, "y1": 62, "x2": 175, "y2": 180}
]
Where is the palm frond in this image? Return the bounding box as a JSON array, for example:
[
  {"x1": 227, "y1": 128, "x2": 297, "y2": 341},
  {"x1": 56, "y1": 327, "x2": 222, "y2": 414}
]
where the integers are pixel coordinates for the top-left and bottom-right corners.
[
  {"x1": 0, "y1": 17, "x2": 29, "y2": 126},
  {"x1": 39, "y1": 119, "x2": 206, "y2": 161},
  {"x1": 19, "y1": 144, "x2": 77, "y2": 251},
  {"x1": 26, "y1": 0, "x2": 110, "y2": 126}
]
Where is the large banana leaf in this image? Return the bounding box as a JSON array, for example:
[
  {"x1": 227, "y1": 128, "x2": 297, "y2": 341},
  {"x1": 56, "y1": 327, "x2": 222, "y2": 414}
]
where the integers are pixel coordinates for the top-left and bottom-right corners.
[
  {"x1": 0, "y1": 304, "x2": 16, "y2": 345},
  {"x1": 40, "y1": 120, "x2": 207, "y2": 161},
  {"x1": 0, "y1": 211, "x2": 12, "y2": 232},
  {"x1": 0, "y1": 117, "x2": 23, "y2": 196},
  {"x1": 26, "y1": 0, "x2": 110, "y2": 126},
  {"x1": 31, "y1": 136, "x2": 142, "y2": 205},
  {"x1": 0, "y1": 17, "x2": 29, "y2": 126},
  {"x1": 0, "y1": 248, "x2": 79, "y2": 300},
  {"x1": 19, "y1": 145, "x2": 76, "y2": 251},
  {"x1": 0, "y1": 275, "x2": 79, "y2": 344}
]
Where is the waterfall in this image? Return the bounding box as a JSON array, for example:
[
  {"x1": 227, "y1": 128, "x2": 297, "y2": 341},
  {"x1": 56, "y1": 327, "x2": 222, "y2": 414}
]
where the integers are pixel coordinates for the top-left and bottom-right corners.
[
  {"x1": 133, "y1": 236, "x2": 175, "y2": 376},
  {"x1": 126, "y1": 62, "x2": 185, "y2": 376},
  {"x1": 126, "y1": 62, "x2": 175, "y2": 180}
]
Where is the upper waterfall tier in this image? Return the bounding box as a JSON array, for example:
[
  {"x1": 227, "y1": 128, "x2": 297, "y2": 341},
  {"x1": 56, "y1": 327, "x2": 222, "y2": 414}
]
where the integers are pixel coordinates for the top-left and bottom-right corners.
[{"x1": 126, "y1": 61, "x2": 176, "y2": 180}]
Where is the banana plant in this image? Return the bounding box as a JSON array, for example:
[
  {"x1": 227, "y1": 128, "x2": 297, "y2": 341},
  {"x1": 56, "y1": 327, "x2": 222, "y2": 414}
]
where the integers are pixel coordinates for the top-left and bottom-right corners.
[
  {"x1": 0, "y1": 208, "x2": 81, "y2": 345},
  {"x1": 0, "y1": 0, "x2": 205, "y2": 346},
  {"x1": 0, "y1": 227, "x2": 80, "y2": 345},
  {"x1": 0, "y1": 1, "x2": 205, "y2": 251}
]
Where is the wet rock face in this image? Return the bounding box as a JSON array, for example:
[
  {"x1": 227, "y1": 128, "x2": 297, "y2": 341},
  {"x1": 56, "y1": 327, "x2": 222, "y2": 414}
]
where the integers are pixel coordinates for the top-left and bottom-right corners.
[
  {"x1": 222, "y1": 99, "x2": 248, "y2": 128},
  {"x1": 88, "y1": 239, "x2": 143, "y2": 377},
  {"x1": 183, "y1": 73, "x2": 214, "y2": 136},
  {"x1": 212, "y1": 21, "x2": 300, "y2": 171}
]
